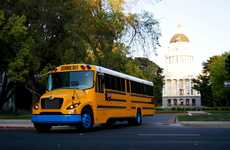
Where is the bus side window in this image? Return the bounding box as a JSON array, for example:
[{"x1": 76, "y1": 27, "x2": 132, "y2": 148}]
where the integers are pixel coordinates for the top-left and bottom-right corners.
[
  {"x1": 96, "y1": 73, "x2": 104, "y2": 93},
  {"x1": 126, "y1": 80, "x2": 130, "y2": 93}
]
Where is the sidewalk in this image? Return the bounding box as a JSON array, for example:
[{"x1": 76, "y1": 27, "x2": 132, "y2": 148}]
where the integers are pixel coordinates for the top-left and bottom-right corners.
[{"x1": 0, "y1": 119, "x2": 33, "y2": 128}]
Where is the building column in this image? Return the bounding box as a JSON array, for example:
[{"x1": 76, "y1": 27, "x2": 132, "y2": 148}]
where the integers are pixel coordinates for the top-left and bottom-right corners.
[
  {"x1": 169, "y1": 79, "x2": 172, "y2": 96},
  {"x1": 173, "y1": 79, "x2": 176, "y2": 96},
  {"x1": 189, "y1": 79, "x2": 193, "y2": 96},
  {"x1": 176, "y1": 79, "x2": 179, "y2": 96},
  {"x1": 196, "y1": 97, "x2": 201, "y2": 107},
  {"x1": 183, "y1": 79, "x2": 186, "y2": 96},
  {"x1": 162, "y1": 97, "x2": 166, "y2": 108},
  {"x1": 167, "y1": 80, "x2": 170, "y2": 96}
]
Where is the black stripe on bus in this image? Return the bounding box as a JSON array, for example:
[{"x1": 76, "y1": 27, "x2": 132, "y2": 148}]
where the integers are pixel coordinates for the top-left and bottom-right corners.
[
  {"x1": 109, "y1": 99, "x2": 127, "y2": 102},
  {"x1": 97, "y1": 105, "x2": 127, "y2": 109},
  {"x1": 143, "y1": 114, "x2": 154, "y2": 117},
  {"x1": 131, "y1": 107, "x2": 136, "y2": 109},
  {"x1": 106, "y1": 90, "x2": 126, "y2": 95},
  {"x1": 131, "y1": 101, "x2": 153, "y2": 104},
  {"x1": 38, "y1": 112, "x2": 63, "y2": 115},
  {"x1": 130, "y1": 93, "x2": 153, "y2": 98},
  {"x1": 142, "y1": 107, "x2": 153, "y2": 110}
]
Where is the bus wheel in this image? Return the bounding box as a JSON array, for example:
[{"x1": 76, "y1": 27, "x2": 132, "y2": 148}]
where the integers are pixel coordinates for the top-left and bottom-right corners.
[
  {"x1": 81, "y1": 108, "x2": 93, "y2": 129},
  {"x1": 134, "y1": 109, "x2": 142, "y2": 125},
  {"x1": 128, "y1": 109, "x2": 142, "y2": 126},
  {"x1": 34, "y1": 123, "x2": 51, "y2": 132}
]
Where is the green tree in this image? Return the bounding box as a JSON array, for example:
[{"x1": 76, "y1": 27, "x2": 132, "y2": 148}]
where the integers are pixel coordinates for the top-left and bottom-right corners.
[
  {"x1": 123, "y1": 58, "x2": 145, "y2": 78},
  {"x1": 133, "y1": 57, "x2": 164, "y2": 105},
  {"x1": 0, "y1": 7, "x2": 39, "y2": 110},
  {"x1": 192, "y1": 75, "x2": 213, "y2": 106},
  {"x1": 8, "y1": 37, "x2": 39, "y2": 83},
  {"x1": 0, "y1": 9, "x2": 28, "y2": 71},
  {"x1": 152, "y1": 68, "x2": 164, "y2": 106},
  {"x1": 0, "y1": 0, "x2": 161, "y2": 110},
  {"x1": 209, "y1": 53, "x2": 230, "y2": 106},
  {"x1": 193, "y1": 52, "x2": 230, "y2": 107}
]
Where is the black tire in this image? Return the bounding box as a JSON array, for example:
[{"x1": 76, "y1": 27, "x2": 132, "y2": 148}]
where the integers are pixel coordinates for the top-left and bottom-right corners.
[
  {"x1": 134, "y1": 110, "x2": 142, "y2": 125},
  {"x1": 129, "y1": 109, "x2": 142, "y2": 126},
  {"x1": 80, "y1": 108, "x2": 93, "y2": 129},
  {"x1": 34, "y1": 123, "x2": 51, "y2": 132}
]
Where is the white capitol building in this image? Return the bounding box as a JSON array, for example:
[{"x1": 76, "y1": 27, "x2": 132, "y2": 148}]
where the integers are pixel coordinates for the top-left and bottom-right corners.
[{"x1": 162, "y1": 29, "x2": 201, "y2": 108}]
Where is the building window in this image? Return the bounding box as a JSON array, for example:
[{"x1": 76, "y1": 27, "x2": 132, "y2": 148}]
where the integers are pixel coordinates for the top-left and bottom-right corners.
[
  {"x1": 186, "y1": 80, "x2": 190, "y2": 95},
  {"x1": 179, "y1": 89, "x2": 184, "y2": 96},
  {"x1": 167, "y1": 99, "x2": 171, "y2": 106},
  {"x1": 192, "y1": 99, "x2": 196, "y2": 106},
  {"x1": 179, "y1": 80, "x2": 184, "y2": 96},
  {"x1": 180, "y1": 99, "x2": 184, "y2": 106},
  {"x1": 186, "y1": 99, "x2": 189, "y2": 106},
  {"x1": 173, "y1": 99, "x2": 177, "y2": 106},
  {"x1": 191, "y1": 83, "x2": 194, "y2": 95}
]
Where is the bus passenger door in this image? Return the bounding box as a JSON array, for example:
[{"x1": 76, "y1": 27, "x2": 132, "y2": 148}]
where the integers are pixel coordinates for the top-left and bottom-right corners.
[
  {"x1": 95, "y1": 73, "x2": 107, "y2": 123},
  {"x1": 126, "y1": 80, "x2": 133, "y2": 116}
]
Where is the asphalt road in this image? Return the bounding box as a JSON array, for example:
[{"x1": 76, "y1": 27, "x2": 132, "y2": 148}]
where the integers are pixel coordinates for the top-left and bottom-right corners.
[{"x1": 0, "y1": 115, "x2": 230, "y2": 150}]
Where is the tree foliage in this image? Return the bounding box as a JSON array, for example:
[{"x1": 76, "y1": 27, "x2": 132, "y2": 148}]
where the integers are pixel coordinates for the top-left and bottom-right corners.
[
  {"x1": 192, "y1": 75, "x2": 213, "y2": 106},
  {"x1": 193, "y1": 52, "x2": 230, "y2": 107},
  {"x1": 0, "y1": 0, "x2": 162, "y2": 109},
  {"x1": 0, "y1": 9, "x2": 28, "y2": 72},
  {"x1": 132, "y1": 57, "x2": 164, "y2": 105}
]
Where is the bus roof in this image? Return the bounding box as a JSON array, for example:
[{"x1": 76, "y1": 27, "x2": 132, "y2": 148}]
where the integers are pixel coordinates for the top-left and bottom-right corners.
[{"x1": 95, "y1": 65, "x2": 153, "y2": 86}]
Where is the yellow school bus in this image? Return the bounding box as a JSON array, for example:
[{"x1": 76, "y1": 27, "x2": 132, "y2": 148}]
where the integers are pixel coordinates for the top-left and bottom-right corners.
[{"x1": 32, "y1": 64, "x2": 155, "y2": 132}]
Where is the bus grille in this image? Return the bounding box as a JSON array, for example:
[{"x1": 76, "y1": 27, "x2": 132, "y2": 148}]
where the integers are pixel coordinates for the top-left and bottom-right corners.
[
  {"x1": 41, "y1": 98, "x2": 63, "y2": 109},
  {"x1": 40, "y1": 112, "x2": 63, "y2": 115}
]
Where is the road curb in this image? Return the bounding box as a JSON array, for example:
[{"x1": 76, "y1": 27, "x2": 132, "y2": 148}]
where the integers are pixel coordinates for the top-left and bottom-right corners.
[
  {"x1": 0, "y1": 125, "x2": 34, "y2": 129},
  {"x1": 0, "y1": 119, "x2": 33, "y2": 129}
]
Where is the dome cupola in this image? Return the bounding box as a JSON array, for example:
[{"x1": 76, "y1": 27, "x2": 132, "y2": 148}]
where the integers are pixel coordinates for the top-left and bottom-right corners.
[{"x1": 170, "y1": 33, "x2": 189, "y2": 43}]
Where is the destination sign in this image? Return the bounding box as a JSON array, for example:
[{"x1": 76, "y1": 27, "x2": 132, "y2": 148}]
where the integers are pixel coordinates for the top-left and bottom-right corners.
[{"x1": 61, "y1": 65, "x2": 78, "y2": 71}]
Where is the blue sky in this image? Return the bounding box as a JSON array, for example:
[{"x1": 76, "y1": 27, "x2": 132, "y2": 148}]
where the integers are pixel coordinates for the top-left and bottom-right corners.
[{"x1": 125, "y1": 0, "x2": 230, "y2": 73}]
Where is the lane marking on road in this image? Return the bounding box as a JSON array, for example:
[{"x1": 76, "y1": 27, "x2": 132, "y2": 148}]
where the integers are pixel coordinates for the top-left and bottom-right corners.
[{"x1": 136, "y1": 133, "x2": 200, "y2": 136}]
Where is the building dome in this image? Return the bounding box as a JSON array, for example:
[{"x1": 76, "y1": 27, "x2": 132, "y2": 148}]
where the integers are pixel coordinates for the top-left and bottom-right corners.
[{"x1": 169, "y1": 33, "x2": 189, "y2": 43}]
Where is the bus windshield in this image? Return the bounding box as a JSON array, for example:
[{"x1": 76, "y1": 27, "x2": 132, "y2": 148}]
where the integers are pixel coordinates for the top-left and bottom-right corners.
[{"x1": 47, "y1": 71, "x2": 94, "y2": 90}]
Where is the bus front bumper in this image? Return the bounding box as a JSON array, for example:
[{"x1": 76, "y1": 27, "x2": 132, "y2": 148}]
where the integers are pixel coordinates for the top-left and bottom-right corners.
[{"x1": 31, "y1": 114, "x2": 81, "y2": 124}]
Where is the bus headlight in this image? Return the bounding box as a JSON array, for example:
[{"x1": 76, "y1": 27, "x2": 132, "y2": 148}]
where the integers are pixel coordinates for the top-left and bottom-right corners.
[
  {"x1": 66, "y1": 103, "x2": 80, "y2": 110},
  {"x1": 33, "y1": 104, "x2": 39, "y2": 110}
]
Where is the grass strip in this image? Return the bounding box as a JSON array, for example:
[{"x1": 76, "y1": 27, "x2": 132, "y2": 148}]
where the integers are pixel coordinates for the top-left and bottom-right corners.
[
  {"x1": 177, "y1": 112, "x2": 230, "y2": 121},
  {"x1": 0, "y1": 114, "x2": 31, "y2": 119}
]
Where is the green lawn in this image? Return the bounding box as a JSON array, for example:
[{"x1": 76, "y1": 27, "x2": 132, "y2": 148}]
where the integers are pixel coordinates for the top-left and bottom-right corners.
[
  {"x1": 177, "y1": 112, "x2": 230, "y2": 121},
  {"x1": 0, "y1": 114, "x2": 31, "y2": 119}
]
